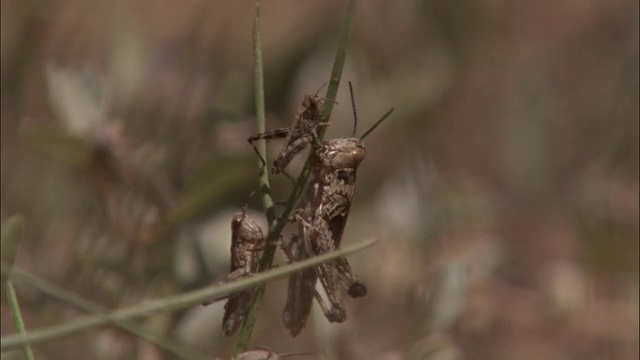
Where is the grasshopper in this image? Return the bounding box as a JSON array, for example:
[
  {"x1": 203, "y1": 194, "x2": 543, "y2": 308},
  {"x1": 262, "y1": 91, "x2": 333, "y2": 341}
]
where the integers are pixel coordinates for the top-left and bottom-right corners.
[
  {"x1": 247, "y1": 88, "x2": 330, "y2": 178},
  {"x1": 281, "y1": 82, "x2": 394, "y2": 336},
  {"x1": 312, "y1": 82, "x2": 394, "y2": 252},
  {"x1": 202, "y1": 207, "x2": 266, "y2": 337}
]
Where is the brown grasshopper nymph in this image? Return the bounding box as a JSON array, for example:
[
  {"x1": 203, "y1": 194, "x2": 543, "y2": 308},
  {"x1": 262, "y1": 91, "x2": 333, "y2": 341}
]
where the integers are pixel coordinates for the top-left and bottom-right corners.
[
  {"x1": 248, "y1": 91, "x2": 329, "y2": 177},
  {"x1": 202, "y1": 208, "x2": 266, "y2": 337}
]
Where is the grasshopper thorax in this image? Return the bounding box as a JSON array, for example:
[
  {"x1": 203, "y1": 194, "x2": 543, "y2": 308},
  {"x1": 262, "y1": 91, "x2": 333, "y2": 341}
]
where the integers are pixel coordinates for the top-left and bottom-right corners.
[{"x1": 317, "y1": 137, "x2": 366, "y2": 172}]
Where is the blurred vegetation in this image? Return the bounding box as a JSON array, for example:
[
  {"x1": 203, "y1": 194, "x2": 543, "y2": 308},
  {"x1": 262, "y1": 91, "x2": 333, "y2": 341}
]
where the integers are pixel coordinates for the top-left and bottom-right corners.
[{"x1": 1, "y1": 0, "x2": 638, "y2": 359}]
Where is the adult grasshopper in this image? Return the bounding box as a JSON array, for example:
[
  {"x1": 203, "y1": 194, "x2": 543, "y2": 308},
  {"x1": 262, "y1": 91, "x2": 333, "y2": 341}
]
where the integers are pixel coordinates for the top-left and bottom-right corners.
[
  {"x1": 202, "y1": 207, "x2": 266, "y2": 336},
  {"x1": 281, "y1": 82, "x2": 394, "y2": 336}
]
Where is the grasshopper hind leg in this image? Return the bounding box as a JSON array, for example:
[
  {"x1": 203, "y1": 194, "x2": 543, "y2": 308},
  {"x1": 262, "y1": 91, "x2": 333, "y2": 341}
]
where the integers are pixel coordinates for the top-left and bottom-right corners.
[
  {"x1": 348, "y1": 281, "x2": 367, "y2": 298},
  {"x1": 311, "y1": 289, "x2": 346, "y2": 323}
]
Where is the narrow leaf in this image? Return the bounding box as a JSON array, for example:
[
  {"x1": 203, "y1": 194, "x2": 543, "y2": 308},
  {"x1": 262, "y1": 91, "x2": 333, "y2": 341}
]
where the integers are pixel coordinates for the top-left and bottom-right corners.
[{"x1": 0, "y1": 239, "x2": 377, "y2": 351}]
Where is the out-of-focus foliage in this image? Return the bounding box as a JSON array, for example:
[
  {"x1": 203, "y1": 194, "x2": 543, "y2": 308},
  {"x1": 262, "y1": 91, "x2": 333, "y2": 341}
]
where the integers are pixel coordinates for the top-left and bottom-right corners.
[{"x1": 1, "y1": 0, "x2": 637, "y2": 359}]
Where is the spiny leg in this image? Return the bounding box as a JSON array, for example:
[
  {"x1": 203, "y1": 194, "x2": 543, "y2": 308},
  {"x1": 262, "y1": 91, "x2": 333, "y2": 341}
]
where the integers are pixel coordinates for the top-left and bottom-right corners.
[
  {"x1": 281, "y1": 233, "x2": 315, "y2": 335},
  {"x1": 298, "y1": 214, "x2": 348, "y2": 322},
  {"x1": 247, "y1": 127, "x2": 291, "y2": 171},
  {"x1": 280, "y1": 232, "x2": 346, "y2": 324}
]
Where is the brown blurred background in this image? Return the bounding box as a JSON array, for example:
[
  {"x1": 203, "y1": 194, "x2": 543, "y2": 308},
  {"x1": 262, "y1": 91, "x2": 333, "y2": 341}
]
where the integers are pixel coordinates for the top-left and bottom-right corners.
[{"x1": 1, "y1": 0, "x2": 638, "y2": 359}]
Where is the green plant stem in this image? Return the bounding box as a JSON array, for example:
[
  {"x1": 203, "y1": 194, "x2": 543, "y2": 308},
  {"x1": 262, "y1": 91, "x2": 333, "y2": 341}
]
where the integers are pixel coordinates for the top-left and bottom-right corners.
[
  {"x1": 1, "y1": 215, "x2": 24, "y2": 291},
  {"x1": 234, "y1": 2, "x2": 271, "y2": 353},
  {"x1": 252, "y1": 1, "x2": 275, "y2": 222},
  {"x1": 2, "y1": 215, "x2": 34, "y2": 358},
  {"x1": 5, "y1": 281, "x2": 35, "y2": 360},
  {"x1": 0, "y1": 239, "x2": 376, "y2": 351},
  {"x1": 320, "y1": 0, "x2": 356, "y2": 136}
]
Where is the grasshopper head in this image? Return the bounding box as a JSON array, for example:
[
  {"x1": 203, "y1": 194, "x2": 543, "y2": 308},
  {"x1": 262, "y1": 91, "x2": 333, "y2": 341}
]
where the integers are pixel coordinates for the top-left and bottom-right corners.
[
  {"x1": 231, "y1": 211, "x2": 265, "y2": 250},
  {"x1": 301, "y1": 94, "x2": 321, "y2": 118},
  {"x1": 315, "y1": 82, "x2": 393, "y2": 172}
]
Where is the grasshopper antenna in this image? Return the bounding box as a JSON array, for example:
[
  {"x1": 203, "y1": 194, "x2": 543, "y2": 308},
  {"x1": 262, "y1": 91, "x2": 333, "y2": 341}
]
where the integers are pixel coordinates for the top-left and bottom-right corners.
[
  {"x1": 314, "y1": 82, "x2": 328, "y2": 95},
  {"x1": 360, "y1": 107, "x2": 395, "y2": 140},
  {"x1": 240, "y1": 191, "x2": 257, "y2": 217},
  {"x1": 349, "y1": 81, "x2": 358, "y2": 137},
  {"x1": 314, "y1": 82, "x2": 339, "y2": 106}
]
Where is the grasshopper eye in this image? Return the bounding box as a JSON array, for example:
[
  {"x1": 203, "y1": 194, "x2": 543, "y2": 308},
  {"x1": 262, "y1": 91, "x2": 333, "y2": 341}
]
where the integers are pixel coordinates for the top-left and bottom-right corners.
[{"x1": 336, "y1": 170, "x2": 350, "y2": 183}]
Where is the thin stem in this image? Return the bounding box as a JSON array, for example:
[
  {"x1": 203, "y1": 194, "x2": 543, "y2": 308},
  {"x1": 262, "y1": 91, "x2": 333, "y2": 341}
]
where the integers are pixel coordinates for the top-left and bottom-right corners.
[
  {"x1": 3, "y1": 266, "x2": 209, "y2": 360},
  {"x1": 1, "y1": 215, "x2": 34, "y2": 358},
  {"x1": 1, "y1": 239, "x2": 377, "y2": 351},
  {"x1": 252, "y1": 1, "x2": 275, "y2": 222},
  {"x1": 5, "y1": 281, "x2": 36, "y2": 360},
  {"x1": 1, "y1": 215, "x2": 24, "y2": 291},
  {"x1": 234, "y1": 1, "x2": 269, "y2": 352},
  {"x1": 320, "y1": 0, "x2": 356, "y2": 138}
]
